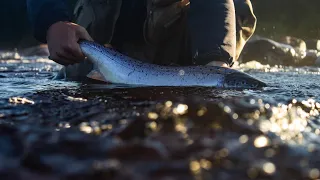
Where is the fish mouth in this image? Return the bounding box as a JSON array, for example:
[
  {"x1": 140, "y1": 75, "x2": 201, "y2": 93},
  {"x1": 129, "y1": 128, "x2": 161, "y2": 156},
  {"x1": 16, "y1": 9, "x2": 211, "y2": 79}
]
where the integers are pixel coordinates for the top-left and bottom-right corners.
[{"x1": 223, "y1": 71, "x2": 267, "y2": 89}]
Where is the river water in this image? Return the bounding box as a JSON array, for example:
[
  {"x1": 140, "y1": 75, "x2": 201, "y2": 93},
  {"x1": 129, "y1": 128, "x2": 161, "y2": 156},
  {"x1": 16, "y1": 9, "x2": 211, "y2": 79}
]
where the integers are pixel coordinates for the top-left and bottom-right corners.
[{"x1": 1, "y1": 54, "x2": 320, "y2": 179}]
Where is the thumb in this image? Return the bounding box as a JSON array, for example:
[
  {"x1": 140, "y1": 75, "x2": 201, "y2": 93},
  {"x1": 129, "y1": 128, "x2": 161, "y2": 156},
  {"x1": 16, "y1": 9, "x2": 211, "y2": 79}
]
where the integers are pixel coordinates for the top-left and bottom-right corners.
[{"x1": 77, "y1": 26, "x2": 94, "y2": 41}]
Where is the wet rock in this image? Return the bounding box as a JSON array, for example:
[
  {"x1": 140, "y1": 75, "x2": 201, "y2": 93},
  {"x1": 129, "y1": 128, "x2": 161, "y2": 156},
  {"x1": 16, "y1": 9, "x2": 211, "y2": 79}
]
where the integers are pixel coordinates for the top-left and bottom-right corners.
[
  {"x1": 0, "y1": 156, "x2": 20, "y2": 180},
  {"x1": 65, "y1": 159, "x2": 141, "y2": 180},
  {"x1": 182, "y1": 98, "x2": 262, "y2": 134},
  {"x1": 20, "y1": 129, "x2": 123, "y2": 174},
  {"x1": 21, "y1": 153, "x2": 68, "y2": 173},
  {"x1": 17, "y1": 170, "x2": 61, "y2": 180},
  {"x1": 240, "y1": 37, "x2": 297, "y2": 66},
  {"x1": 107, "y1": 140, "x2": 169, "y2": 161},
  {"x1": 111, "y1": 117, "x2": 147, "y2": 141},
  {"x1": 0, "y1": 125, "x2": 23, "y2": 157},
  {"x1": 1, "y1": 84, "x2": 320, "y2": 180},
  {"x1": 314, "y1": 56, "x2": 320, "y2": 67},
  {"x1": 147, "y1": 132, "x2": 189, "y2": 159},
  {"x1": 34, "y1": 133, "x2": 119, "y2": 158},
  {"x1": 297, "y1": 50, "x2": 318, "y2": 66},
  {"x1": 305, "y1": 39, "x2": 320, "y2": 51},
  {"x1": 145, "y1": 161, "x2": 191, "y2": 179},
  {"x1": 279, "y1": 36, "x2": 307, "y2": 51}
]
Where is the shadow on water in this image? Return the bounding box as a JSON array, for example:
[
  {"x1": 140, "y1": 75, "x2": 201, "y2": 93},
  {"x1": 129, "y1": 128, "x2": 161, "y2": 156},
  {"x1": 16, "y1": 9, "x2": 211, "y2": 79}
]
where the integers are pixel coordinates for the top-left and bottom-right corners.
[{"x1": 79, "y1": 83, "x2": 248, "y2": 101}]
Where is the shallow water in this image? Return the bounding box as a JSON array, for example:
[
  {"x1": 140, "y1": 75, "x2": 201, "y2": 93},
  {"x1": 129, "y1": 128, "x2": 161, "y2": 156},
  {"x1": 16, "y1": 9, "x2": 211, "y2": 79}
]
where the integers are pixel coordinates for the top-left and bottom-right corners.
[{"x1": 1, "y1": 55, "x2": 320, "y2": 179}]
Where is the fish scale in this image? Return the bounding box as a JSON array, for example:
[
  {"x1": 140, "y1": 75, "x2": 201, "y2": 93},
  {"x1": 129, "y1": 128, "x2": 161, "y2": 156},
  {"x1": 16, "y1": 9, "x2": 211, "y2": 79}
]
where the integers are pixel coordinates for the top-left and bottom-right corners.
[{"x1": 79, "y1": 40, "x2": 267, "y2": 89}]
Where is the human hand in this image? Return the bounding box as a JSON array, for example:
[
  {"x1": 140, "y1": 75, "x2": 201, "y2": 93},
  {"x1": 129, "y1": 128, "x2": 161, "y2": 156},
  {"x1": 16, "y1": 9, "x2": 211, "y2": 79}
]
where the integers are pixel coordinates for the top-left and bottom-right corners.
[{"x1": 46, "y1": 21, "x2": 93, "y2": 65}]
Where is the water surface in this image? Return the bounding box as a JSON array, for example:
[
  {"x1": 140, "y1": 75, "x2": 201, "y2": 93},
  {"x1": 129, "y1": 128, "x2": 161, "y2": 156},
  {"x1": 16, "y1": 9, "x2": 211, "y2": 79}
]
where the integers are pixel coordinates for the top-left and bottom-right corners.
[{"x1": 1, "y1": 55, "x2": 320, "y2": 180}]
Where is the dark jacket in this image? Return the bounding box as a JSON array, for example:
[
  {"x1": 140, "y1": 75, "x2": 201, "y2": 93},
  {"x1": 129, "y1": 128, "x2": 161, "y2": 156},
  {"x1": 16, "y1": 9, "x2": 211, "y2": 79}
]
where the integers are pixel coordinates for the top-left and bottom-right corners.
[
  {"x1": 26, "y1": 0, "x2": 145, "y2": 45},
  {"x1": 26, "y1": 0, "x2": 256, "y2": 66},
  {"x1": 26, "y1": 0, "x2": 71, "y2": 43}
]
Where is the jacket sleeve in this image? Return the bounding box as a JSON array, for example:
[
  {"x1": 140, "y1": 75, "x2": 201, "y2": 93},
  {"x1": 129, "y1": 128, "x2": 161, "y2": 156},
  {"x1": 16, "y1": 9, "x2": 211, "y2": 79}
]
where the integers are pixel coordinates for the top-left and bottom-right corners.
[
  {"x1": 234, "y1": 0, "x2": 256, "y2": 60},
  {"x1": 26, "y1": 0, "x2": 72, "y2": 43}
]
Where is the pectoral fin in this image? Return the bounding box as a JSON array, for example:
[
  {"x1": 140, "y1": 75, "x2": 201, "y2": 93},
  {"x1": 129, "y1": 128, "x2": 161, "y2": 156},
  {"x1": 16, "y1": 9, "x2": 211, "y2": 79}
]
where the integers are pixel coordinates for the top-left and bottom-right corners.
[{"x1": 87, "y1": 70, "x2": 107, "y2": 82}]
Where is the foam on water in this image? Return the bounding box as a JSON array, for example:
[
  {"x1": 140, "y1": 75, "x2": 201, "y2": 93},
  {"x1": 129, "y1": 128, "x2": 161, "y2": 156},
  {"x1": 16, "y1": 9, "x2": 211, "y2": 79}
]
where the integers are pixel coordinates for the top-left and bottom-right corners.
[{"x1": 0, "y1": 56, "x2": 79, "y2": 98}]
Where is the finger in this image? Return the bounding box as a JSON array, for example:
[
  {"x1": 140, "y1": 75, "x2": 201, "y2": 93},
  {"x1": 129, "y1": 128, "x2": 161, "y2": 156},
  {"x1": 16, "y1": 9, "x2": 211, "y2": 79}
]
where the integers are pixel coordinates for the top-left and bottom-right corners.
[
  {"x1": 48, "y1": 47, "x2": 78, "y2": 65},
  {"x1": 48, "y1": 54, "x2": 70, "y2": 65},
  {"x1": 62, "y1": 46, "x2": 84, "y2": 63},
  {"x1": 49, "y1": 56, "x2": 72, "y2": 66},
  {"x1": 77, "y1": 27, "x2": 94, "y2": 41},
  {"x1": 64, "y1": 42, "x2": 85, "y2": 61},
  {"x1": 54, "y1": 53, "x2": 76, "y2": 66},
  {"x1": 59, "y1": 47, "x2": 79, "y2": 61},
  {"x1": 60, "y1": 40, "x2": 85, "y2": 61},
  {"x1": 104, "y1": 44, "x2": 113, "y2": 48}
]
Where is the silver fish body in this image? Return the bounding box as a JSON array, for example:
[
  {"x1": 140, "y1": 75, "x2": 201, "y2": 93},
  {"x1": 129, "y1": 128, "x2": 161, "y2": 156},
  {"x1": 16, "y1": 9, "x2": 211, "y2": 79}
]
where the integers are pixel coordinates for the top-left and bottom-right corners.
[{"x1": 79, "y1": 40, "x2": 267, "y2": 88}]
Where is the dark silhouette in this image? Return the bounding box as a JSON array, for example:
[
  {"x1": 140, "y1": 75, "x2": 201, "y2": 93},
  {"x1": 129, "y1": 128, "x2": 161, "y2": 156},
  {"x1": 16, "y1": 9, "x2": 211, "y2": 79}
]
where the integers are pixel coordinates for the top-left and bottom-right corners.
[{"x1": 1, "y1": 0, "x2": 320, "y2": 50}]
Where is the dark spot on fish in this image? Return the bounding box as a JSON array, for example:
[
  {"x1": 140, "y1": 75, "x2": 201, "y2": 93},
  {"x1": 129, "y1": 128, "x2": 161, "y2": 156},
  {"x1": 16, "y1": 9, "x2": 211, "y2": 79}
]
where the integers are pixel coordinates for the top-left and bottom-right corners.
[{"x1": 128, "y1": 70, "x2": 135, "y2": 76}]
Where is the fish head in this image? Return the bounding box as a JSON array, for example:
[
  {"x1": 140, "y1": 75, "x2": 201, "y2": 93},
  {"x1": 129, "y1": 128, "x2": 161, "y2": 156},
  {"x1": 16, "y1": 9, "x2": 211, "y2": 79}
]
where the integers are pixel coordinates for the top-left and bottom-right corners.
[
  {"x1": 79, "y1": 40, "x2": 127, "y2": 83},
  {"x1": 223, "y1": 70, "x2": 267, "y2": 89},
  {"x1": 79, "y1": 41, "x2": 107, "y2": 60},
  {"x1": 78, "y1": 41, "x2": 96, "y2": 62}
]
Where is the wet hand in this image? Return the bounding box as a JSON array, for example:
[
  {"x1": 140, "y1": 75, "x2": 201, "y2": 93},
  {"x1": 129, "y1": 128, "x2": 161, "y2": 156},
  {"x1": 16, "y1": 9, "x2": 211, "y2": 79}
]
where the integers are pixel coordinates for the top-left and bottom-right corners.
[{"x1": 46, "y1": 21, "x2": 93, "y2": 66}]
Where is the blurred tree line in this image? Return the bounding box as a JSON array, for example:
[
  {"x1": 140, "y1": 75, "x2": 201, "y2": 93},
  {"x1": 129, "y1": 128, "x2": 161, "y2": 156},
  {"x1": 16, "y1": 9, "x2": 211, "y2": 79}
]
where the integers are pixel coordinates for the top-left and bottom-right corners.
[
  {"x1": 1, "y1": 0, "x2": 320, "y2": 49},
  {"x1": 252, "y1": 0, "x2": 320, "y2": 40}
]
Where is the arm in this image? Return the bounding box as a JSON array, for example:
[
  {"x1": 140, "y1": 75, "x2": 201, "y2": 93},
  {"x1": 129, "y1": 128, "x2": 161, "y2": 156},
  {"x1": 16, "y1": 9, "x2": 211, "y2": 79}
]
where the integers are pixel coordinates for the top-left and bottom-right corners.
[
  {"x1": 26, "y1": 0, "x2": 93, "y2": 65},
  {"x1": 26, "y1": 0, "x2": 71, "y2": 43}
]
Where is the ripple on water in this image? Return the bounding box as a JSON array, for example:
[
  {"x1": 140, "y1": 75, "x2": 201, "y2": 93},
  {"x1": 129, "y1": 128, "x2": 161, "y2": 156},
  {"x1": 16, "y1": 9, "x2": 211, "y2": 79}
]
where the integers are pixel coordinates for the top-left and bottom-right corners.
[
  {"x1": 1, "y1": 56, "x2": 320, "y2": 179},
  {"x1": 0, "y1": 57, "x2": 79, "y2": 98}
]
